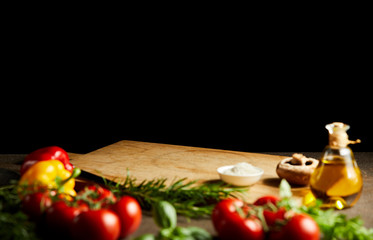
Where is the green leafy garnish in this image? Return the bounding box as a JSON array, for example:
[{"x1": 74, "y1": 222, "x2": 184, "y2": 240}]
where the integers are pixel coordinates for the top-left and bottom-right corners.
[
  {"x1": 135, "y1": 201, "x2": 212, "y2": 240},
  {"x1": 0, "y1": 183, "x2": 40, "y2": 240},
  {"x1": 279, "y1": 178, "x2": 292, "y2": 199},
  {"x1": 106, "y1": 171, "x2": 248, "y2": 218},
  {"x1": 277, "y1": 179, "x2": 298, "y2": 210},
  {"x1": 300, "y1": 200, "x2": 373, "y2": 240},
  {"x1": 276, "y1": 179, "x2": 373, "y2": 239}
]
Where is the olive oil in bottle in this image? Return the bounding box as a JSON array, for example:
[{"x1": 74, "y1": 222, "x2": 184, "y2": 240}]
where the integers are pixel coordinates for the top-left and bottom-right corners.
[{"x1": 310, "y1": 122, "x2": 363, "y2": 209}]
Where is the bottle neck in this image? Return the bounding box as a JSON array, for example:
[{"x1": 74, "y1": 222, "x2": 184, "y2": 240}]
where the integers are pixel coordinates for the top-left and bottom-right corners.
[
  {"x1": 326, "y1": 122, "x2": 361, "y2": 147},
  {"x1": 322, "y1": 146, "x2": 355, "y2": 164}
]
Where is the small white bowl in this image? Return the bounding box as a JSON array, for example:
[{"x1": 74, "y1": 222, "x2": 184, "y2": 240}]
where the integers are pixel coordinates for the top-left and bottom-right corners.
[{"x1": 217, "y1": 165, "x2": 264, "y2": 186}]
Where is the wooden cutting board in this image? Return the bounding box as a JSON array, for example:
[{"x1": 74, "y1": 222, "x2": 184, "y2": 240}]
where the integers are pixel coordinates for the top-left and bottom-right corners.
[{"x1": 71, "y1": 140, "x2": 309, "y2": 202}]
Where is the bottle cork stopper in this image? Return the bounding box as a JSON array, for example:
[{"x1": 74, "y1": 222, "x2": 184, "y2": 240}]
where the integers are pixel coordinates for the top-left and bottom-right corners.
[{"x1": 326, "y1": 122, "x2": 361, "y2": 148}]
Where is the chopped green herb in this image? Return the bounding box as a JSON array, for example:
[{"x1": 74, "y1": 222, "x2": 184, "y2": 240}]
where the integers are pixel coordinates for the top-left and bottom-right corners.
[{"x1": 106, "y1": 171, "x2": 248, "y2": 218}]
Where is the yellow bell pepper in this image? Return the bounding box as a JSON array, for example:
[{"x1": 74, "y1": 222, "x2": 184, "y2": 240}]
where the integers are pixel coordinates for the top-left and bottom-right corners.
[{"x1": 19, "y1": 160, "x2": 80, "y2": 197}]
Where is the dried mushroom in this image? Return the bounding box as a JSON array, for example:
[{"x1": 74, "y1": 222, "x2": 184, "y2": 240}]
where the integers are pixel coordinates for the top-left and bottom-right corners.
[{"x1": 276, "y1": 153, "x2": 319, "y2": 185}]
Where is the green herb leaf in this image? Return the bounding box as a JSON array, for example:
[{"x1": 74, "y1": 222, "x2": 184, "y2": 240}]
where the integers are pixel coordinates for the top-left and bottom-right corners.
[
  {"x1": 133, "y1": 233, "x2": 157, "y2": 240},
  {"x1": 300, "y1": 200, "x2": 373, "y2": 240},
  {"x1": 278, "y1": 180, "x2": 373, "y2": 240},
  {"x1": 186, "y1": 226, "x2": 212, "y2": 240},
  {"x1": 0, "y1": 184, "x2": 40, "y2": 240},
  {"x1": 279, "y1": 179, "x2": 292, "y2": 199},
  {"x1": 153, "y1": 201, "x2": 177, "y2": 229},
  {"x1": 106, "y1": 172, "x2": 248, "y2": 218}
]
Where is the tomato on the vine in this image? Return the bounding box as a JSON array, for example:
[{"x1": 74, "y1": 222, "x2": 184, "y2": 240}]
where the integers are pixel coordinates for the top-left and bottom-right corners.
[
  {"x1": 86, "y1": 185, "x2": 116, "y2": 201},
  {"x1": 263, "y1": 207, "x2": 286, "y2": 227},
  {"x1": 212, "y1": 198, "x2": 264, "y2": 240},
  {"x1": 71, "y1": 209, "x2": 120, "y2": 240},
  {"x1": 212, "y1": 193, "x2": 320, "y2": 240},
  {"x1": 21, "y1": 192, "x2": 52, "y2": 221},
  {"x1": 45, "y1": 200, "x2": 89, "y2": 235},
  {"x1": 281, "y1": 213, "x2": 320, "y2": 240},
  {"x1": 76, "y1": 185, "x2": 117, "y2": 208},
  {"x1": 253, "y1": 195, "x2": 280, "y2": 206},
  {"x1": 110, "y1": 196, "x2": 142, "y2": 238}
]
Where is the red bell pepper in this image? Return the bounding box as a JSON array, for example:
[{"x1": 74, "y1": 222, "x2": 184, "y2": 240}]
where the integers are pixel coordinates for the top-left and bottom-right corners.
[{"x1": 20, "y1": 146, "x2": 73, "y2": 175}]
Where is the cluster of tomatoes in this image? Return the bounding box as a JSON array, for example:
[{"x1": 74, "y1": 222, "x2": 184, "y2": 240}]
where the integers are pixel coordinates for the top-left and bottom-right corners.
[
  {"x1": 20, "y1": 185, "x2": 142, "y2": 240},
  {"x1": 212, "y1": 195, "x2": 320, "y2": 240}
]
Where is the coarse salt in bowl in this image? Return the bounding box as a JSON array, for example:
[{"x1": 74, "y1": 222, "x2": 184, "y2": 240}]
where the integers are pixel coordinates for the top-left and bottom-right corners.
[{"x1": 217, "y1": 162, "x2": 264, "y2": 186}]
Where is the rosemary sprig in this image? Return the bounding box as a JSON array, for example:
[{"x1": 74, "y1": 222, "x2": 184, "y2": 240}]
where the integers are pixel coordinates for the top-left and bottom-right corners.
[{"x1": 105, "y1": 171, "x2": 248, "y2": 218}]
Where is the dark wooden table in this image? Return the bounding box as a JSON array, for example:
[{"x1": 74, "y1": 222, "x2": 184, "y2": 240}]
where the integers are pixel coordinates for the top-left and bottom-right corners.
[{"x1": 1, "y1": 152, "x2": 372, "y2": 238}]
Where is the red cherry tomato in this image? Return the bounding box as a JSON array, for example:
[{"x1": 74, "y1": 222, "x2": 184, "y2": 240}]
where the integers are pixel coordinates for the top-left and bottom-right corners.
[
  {"x1": 253, "y1": 195, "x2": 280, "y2": 206},
  {"x1": 282, "y1": 213, "x2": 320, "y2": 240},
  {"x1": 21, "y1": 192, "x2": 52, "y2": 222},
  {"x1": 71, "y1": 209, "x2": 120, "y2": 240},
  {"x1": 45, "y1": 201, "x2": 89, "y2": 235},
  {"x1": 268, "y1": 229, "x2": 285, "y2": 240},
  {"x1": 212, "y1": 199, "x2": 264, "y2": 240},
  {"x1": 110, "y1": 196, "x2": 142, "y2": 238},
  {"x1": 263, "y1": 207, "x2": 286, "y2": 227}
]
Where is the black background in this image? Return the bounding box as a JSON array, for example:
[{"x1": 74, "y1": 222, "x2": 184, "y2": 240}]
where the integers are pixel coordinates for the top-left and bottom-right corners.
[
  {"x1": 1, "y1": 79, "x2": 371, "y2": 154},
  {"x1": 1, "y1": 14, "x2": 371, "y2": 154}
]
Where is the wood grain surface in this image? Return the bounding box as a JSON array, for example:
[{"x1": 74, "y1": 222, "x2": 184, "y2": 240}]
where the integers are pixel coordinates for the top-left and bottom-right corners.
[{"x1": 71, "y1": 140, "x2": 308, "y2": 202}]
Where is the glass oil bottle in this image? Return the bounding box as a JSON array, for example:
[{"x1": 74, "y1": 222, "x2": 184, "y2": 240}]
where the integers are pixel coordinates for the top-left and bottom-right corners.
[{"x1": 310, "y1": 122, "x2": 363, "y2": 209}]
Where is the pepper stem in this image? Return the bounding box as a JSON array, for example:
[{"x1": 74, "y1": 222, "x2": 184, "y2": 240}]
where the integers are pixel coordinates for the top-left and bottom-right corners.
[{"x1": 58, "y1": 168, "x2": 81, "y2": 191}]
